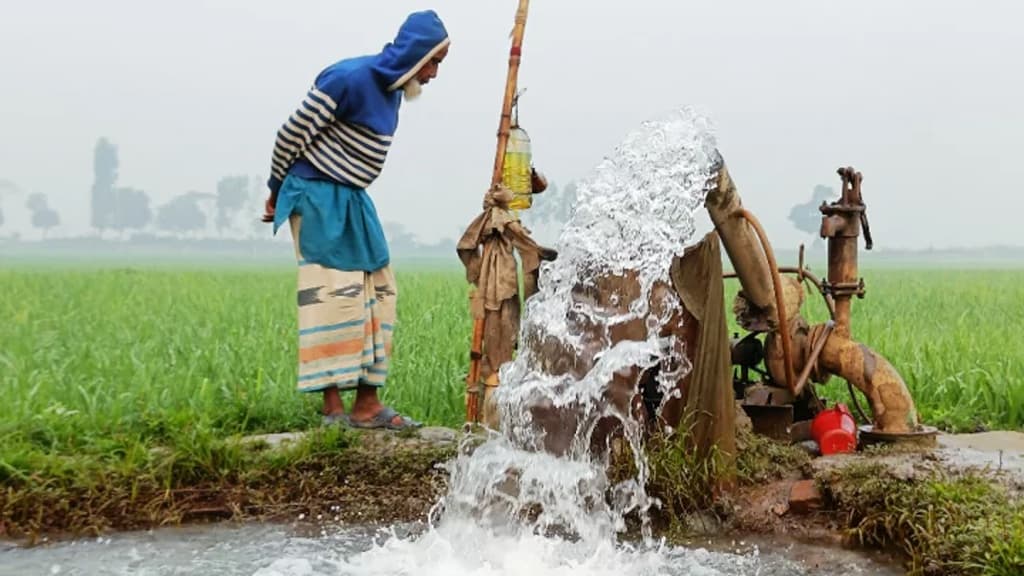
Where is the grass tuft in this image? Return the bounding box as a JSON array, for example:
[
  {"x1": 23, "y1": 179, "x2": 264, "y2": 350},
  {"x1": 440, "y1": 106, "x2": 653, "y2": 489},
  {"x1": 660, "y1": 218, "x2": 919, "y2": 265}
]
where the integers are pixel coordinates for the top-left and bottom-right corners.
[{"x1": 821, "y1": 462, "x2": 1024, "y2": 575}]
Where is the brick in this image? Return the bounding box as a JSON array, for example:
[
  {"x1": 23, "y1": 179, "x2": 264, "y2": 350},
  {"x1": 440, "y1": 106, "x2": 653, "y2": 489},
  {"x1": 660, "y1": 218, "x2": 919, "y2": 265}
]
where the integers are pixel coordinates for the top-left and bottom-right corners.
[{"x1": 788, "y1": 479, "x2": 823, "y2": 513}]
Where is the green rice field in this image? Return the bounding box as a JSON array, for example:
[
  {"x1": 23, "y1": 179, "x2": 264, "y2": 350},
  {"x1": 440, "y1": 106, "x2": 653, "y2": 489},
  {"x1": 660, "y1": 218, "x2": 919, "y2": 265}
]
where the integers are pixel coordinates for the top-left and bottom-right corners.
[{"x1": 1, "y1": 264, "x2": 1023, "y2": 483}]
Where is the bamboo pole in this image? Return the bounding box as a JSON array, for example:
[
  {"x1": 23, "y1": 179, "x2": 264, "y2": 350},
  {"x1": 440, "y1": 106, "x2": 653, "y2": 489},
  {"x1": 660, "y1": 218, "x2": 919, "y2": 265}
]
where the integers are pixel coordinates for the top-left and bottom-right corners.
[
  {"x1": 491, "y1": 0, "x2": 530, "y2": 188},
  {"x1": 465, "y1": 316, "x2": 485, "y2": 423},
  {"x1": 466, "y1": 0, "x2": 531, "y2": 424}
]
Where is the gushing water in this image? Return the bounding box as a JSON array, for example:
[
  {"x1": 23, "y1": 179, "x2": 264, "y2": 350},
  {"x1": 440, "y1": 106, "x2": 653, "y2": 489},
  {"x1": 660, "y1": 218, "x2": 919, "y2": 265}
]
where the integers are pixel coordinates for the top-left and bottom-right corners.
[{"x1": 346, "y1": 107, "x2": 722, "y2": 573}]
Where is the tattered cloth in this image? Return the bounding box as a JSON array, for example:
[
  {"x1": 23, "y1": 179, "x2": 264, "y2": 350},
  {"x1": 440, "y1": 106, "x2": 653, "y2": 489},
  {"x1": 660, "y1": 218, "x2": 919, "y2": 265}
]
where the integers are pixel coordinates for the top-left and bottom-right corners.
[
  {"x1": 668, "y1": 231, "x2": 736, "y2": 478},
  {"x1": 456, "y1": 186, "x2": 551, "y2": 381},
  {"x1": 456, "y1": 187, "x2": 548, "y2": 317}
]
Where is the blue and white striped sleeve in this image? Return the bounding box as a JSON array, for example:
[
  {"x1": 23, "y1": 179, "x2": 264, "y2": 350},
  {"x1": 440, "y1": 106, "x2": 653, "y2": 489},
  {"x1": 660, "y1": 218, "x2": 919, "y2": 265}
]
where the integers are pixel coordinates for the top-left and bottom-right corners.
[{"x1": 266, "y1": 86, "x2": 340, "y2": 194}]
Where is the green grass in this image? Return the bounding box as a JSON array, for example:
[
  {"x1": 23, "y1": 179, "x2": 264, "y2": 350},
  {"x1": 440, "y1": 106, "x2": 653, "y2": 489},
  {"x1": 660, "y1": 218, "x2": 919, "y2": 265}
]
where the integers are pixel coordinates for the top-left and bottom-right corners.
[
  {"x1": 0, "y1": 266, "x2": 471, "y2": 487},
  {"x1": 821, "y1": 460, "x2": 1024, "y2": 575},
  {"x1": 1, "y1": 424, "x2": 457, "y2": 539},
  {"x1": 1, "y1": 265, "x2": 1022, "y2": 490}
]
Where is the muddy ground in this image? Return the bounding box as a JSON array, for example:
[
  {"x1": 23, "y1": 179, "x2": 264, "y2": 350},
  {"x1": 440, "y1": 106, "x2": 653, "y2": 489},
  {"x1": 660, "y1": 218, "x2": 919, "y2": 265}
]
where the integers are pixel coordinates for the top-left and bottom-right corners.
[
  {"x1": 734, "y1": 431, "x2": 1024, "y2": 525},
  {"x1": 4, "y1": 426, "x2": 1023, "y2": 571}
]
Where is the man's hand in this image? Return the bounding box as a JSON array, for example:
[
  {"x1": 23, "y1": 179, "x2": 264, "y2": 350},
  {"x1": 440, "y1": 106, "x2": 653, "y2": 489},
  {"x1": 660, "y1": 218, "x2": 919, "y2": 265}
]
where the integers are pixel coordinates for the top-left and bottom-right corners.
[{"x1": 261, "y1": 196, "x2": 276, "y2": 223}]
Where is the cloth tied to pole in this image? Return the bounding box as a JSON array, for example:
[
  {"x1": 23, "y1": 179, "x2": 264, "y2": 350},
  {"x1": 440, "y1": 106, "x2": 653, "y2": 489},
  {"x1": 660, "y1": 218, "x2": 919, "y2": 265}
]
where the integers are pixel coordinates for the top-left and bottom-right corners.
[{"x1": 457, "y1": 185, "x2": 552, "y2": 319}]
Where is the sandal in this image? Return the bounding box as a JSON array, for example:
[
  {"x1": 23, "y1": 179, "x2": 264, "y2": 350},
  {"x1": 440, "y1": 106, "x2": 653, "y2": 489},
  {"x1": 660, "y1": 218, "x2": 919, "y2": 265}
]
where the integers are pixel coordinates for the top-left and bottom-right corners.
[
  {"x1": 322, "y1": 413, "x2": 351, "y2": 427},
  {"x1": 347, "y1": 406, "x2": 422, "y2": 431}
]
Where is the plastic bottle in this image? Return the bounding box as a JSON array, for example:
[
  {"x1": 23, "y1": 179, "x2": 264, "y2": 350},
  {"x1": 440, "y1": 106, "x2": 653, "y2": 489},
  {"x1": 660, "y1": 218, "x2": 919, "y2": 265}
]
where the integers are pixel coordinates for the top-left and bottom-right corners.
[{"x1": 504, "y1": 124, "x2": 533, "y2": 211}]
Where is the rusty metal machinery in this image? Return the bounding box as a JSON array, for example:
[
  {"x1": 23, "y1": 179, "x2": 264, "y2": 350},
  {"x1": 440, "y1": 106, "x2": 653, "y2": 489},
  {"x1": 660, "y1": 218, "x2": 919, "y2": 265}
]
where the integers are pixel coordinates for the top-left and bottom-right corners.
[
  {"x1": 718, "y1": 166, "x2": 936, "y2": 446},
  {"x1": 517, "y1": 159, "x2": 936, "y2": 458}
]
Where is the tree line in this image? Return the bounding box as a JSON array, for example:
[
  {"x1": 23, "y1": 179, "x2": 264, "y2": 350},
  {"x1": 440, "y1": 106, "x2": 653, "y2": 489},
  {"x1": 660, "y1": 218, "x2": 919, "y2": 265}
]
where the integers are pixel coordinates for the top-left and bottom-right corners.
[
  {"x1": 0, "y1": 137, "x2": 588, "y2": 248},
  {"x1": 0, "y1": 138, "x2": 840, "y2": 246},
  {"x1": 89, "y1": 138, "x2": 258, "y2": 237}
]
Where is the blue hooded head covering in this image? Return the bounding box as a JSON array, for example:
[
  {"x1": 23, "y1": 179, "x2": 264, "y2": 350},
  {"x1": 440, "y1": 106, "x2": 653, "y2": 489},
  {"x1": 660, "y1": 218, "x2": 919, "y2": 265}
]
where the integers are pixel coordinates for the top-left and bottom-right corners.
[
  {"x1": 270, "y1": 11, "x2": 449, "y2": 200},
  {"x1": 373, "y1": 10, "x2": 450, "y2": 91}
]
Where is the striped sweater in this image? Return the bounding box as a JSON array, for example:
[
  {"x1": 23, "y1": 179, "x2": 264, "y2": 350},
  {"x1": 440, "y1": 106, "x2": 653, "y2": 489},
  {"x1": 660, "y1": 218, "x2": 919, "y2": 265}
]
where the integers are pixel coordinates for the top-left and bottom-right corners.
[
  {"x1": 266, "y1": 10, "x2": 449, "y2": 194},
  {"x1": 269, "y1": 84, "x2": 394, "y2": 191}
]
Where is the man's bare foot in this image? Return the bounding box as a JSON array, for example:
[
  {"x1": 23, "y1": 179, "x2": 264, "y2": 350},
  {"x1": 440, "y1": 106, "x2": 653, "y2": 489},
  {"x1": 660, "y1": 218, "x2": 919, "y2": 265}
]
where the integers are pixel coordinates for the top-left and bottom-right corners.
[{"x1": 322, "y1": 386, "x2": 345, "y2": 424}]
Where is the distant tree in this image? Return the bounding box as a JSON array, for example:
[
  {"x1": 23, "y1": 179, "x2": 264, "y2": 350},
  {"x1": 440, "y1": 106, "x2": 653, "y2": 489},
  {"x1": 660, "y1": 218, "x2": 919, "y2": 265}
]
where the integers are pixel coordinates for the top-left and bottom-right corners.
[
  {"x1": 111, "y1": 187, "x2": 152, "y2": 233},
  {"x1": 215, "y1": 175, "x2": 250, "y2": 235},
  {"x1": 89, "y1": 139, "x2": 153, "y2": 235},
  {"x1": 789, "y1": 185, "x2": 834, "y2": 249},
  {"x1": 526, "y1": 180, "x2": 577, "y2": 226},
  {"x1": 0, "y1": 179, "x2": 18, "y2": 195},
  {"x1": 382, "y1": 221, "x2": 421, "y2": 255},
  {"x1": 519, "y1": 179, "x2": 577, "y2": 245},
  {"x1": 26, "y1": 193, "x2": 60, "y2": 237},
  {"x1": 382, "y1": 219, "x2": 413, "y2": 247},
  {"x1": 524, "y1": 180, "x2": 558, "y2": 224},
  {"x1": 91, "y1": 138, "x2": 119, "y2": 231},
  {"x1": 248, "y1": 175, "x2": 271, "y2": 237},
  {"x1": 26, "y1": 192, "x2": 46, "y2": 213},
  {"x1": 157, "y1": 192, "x2": 212, "y2": 235},
  {"x1": 557, "y1": 180, "x2": 578, "y2": 223}
]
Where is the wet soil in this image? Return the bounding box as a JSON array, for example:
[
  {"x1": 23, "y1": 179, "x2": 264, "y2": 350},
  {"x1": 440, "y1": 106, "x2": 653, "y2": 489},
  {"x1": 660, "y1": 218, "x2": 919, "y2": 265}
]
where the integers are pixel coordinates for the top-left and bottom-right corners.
[
  {"x1": 0, "y1": 427, "x2": 460, "y2": 545},
  {"x1": 4, "y1": 426, "x2": 1022, "y2": 567}
]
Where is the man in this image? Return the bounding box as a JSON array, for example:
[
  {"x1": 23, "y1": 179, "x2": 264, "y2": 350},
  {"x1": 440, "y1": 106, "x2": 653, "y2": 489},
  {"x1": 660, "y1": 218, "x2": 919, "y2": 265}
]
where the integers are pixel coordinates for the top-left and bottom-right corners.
[{"x1": 262, "y1": 10, "x2": 449, "y2": 429}]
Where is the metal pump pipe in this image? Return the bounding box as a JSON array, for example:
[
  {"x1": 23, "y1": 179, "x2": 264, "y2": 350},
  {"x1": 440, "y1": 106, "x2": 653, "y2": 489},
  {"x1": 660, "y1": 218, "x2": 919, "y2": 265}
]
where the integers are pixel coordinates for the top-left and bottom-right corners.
[{"x1": 708, "y1": 161, "x2": 919, "y2": 433}]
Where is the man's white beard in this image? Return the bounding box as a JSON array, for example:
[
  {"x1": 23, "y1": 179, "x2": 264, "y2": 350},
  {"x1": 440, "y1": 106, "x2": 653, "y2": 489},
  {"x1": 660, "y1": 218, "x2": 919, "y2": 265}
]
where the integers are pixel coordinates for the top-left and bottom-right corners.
[{"x1": 402, "y1": 79, "x2": 423, "y2": 101}]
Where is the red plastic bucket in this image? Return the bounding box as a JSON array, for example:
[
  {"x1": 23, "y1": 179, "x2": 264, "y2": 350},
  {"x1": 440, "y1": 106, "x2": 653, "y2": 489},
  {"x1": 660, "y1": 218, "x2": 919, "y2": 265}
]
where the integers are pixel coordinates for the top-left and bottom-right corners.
[{"x1": 811, "y1": 403, "x2": 858, "y2": 455}]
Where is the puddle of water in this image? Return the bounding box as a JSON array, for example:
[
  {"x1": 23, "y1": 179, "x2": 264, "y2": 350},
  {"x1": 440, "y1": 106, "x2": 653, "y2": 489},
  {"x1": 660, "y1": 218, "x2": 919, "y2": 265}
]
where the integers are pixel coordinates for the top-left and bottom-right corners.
[
  {"x1": 0, "y1": 521, "x2": 902, "y2": 576},
  {"x1": 938, "y1": 432, "x2": 1024, "y2": 479}
]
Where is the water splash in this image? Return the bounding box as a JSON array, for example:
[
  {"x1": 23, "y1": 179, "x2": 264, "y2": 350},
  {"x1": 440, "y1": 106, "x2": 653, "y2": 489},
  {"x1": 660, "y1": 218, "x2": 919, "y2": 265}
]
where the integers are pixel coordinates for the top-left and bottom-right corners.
[
  {"x1": 0, "y1": 522, "x2": 903, "y2": 575},
  {"x1": 488, "y1": 106, "x2": 718, "y2": 538},
  {"x1": 362, "y1": 107, "x2": 720, "y2": 570}
]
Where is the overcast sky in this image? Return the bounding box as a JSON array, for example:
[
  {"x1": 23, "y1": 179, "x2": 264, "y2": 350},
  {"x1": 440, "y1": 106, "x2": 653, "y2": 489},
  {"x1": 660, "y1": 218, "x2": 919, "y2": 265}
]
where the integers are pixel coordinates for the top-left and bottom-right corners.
[{"x1": 1, "y1": 0, "x2": 1021, "y2": 249}]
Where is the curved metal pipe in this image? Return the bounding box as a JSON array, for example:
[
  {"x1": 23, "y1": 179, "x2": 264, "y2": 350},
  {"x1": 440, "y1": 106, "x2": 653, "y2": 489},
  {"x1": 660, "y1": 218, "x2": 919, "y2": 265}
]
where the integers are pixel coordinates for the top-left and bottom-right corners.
[
  {"x1": 710, "y1": 161, "x2": 917, "y2": 433},
  {"x1": 796, "y1": 269, "x2": 837, "y2": 321},
  {"x1": 704, "y1": 166, "x2": 777, "y2": 319},
  {"x1": 792, "y1": 320, "x2": 834, "y2": 397},
  {"x1": 817, "y1": 332, "x2": 918, "y2": 433},
  {"x1": 736, "y1": 209, "x2": 797, "y2": 395},
  {"x1": 724, "y1": 267, "x2": 836, "y2": 321}
]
